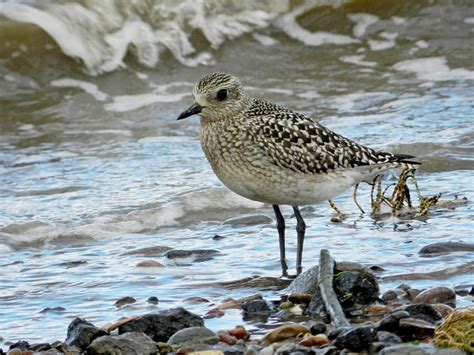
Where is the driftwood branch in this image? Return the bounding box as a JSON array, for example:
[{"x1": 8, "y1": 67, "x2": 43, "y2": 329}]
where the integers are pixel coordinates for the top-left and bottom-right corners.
[{"x1": 318, "y1": 249, "x2": 350, "y2": 328}]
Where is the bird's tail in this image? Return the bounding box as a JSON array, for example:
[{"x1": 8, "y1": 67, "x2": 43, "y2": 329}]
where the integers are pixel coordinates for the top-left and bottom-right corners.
[{"x1": 393, "y1": 153, "x2": 421, "y2": 170}]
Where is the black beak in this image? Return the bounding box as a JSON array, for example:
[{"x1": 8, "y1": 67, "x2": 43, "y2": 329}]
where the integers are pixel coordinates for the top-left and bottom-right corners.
[{"x1": 177, "y1": 102, "x2": 202, "y2": 120}]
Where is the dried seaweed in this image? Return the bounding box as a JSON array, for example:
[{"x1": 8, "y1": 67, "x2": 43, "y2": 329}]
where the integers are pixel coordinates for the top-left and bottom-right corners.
[{"x1": 434, "y1": 307, "x2": 474, "y2": 353}]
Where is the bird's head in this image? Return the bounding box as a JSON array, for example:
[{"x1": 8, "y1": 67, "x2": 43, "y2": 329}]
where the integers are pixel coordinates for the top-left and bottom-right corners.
[{"x1": 177, "y1": 72, "x2": 250, "y2": 122}]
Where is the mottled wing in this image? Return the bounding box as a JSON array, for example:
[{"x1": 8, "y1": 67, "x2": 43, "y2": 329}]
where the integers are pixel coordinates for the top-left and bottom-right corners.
[{"x1": 245, "y1": 99, "x2": 403, "y2": 175}]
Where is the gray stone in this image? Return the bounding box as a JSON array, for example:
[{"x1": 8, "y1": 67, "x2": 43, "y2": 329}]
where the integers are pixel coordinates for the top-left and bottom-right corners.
[
  {"x1": 378, "y1": 310, "x2": 411, "y2": 332},
  {"x1": 167, "y1": 327, "x2": 218, "y2": 345},
  {"x1": 333, "y1": 325, "x2": 376, "y2": 352},
  {"x1": 65, "y1": 318, "x2": 108, "y2": 350},
  {"x1": 241, "y1": 299, "x2": 271, "y2": 314},
  {"x1": 413, "y1": 286, "x2": 456, "y2": 307},
  {"x1": 284, "y1": 265, "x2": 319, "y2": 295},
  {"x1": 379, "y1": 343, "x2": 466, "y2": 354},
  {"x1": 118, "y1": 307, "x2": 203, "y2": 342},
  {"x1": 165, "y1": 249, "x2": 219, "y2": 262},
  {"x1": 115, "y1": 296, "x2": 136, "y2": 307},
  {"x1": 376, "y1": 331, "x2": 402, "y2": 343},
  {"x1": 382, "y1": 290, "x2": 400, "y2": 302},
  {"x1": 8, "y1": 341, "x2": 29, "y2": 351},
  {"x1": 402, "y1": 303, "x2": 443, "y2": 324},
  {"x1": 419, "y1": 242, "x2": 474, "y2": 255},
  {"x1": 87, "y1": 332, "x2": 157, "y2": 355}
]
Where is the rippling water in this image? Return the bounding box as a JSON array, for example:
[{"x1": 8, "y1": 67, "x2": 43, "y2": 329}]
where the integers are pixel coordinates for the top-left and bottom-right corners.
[{"x1": 0, "y1": 0, "x2": 473, "y2": 345}]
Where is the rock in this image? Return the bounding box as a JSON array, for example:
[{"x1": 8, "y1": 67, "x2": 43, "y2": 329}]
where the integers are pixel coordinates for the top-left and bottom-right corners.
[
  {"x1": 262, "y1": 324, "x2": 310, "y2": 343},
  {"x1": 167, "y1": 327, "x2": 218, "y2": 345},
  {"x1": 328, "y1": 327, "x2": 352, "y2": 340},
  {"x1": 165, "y1": 249, "x2": 219, "y2": 262},
  {"x1": 288, "y1": 293, "x2": 313, "y2": 304},
  {"x1": 204, "y1": 308, "x2": 225, "y2": 319},
  {"x1": 397, "y1": 284, "x2": 411, "y2": 292},
  {"x1": 413, "y1": 286, "x2": 456, "y2": 307},
  {"x1": 228, "y1": 326, "x2": 248, "y2": 340},
  {"x1": 398, "y1": 318, "x2": 436, "y2": 340},
  {"x1": 65, "y1": 318, "x2": 108, "y2": 350},
  {"x1": 135, "y1": 260, "x2": 164, "y2": 267},
  {"x1": 40, "y1": 306, "x2": 66, "y2": 314},
  {"x1": 212, "y1": 234, "x2": 225, "y2": 240},
  {"x1": 184, "y1": 297, "x2": 210, "y2": 303},
  {"x1": 333, "y1": 266, "x2": 379, "y2": 308},
  {"x1": 217, "y1": 330, "x2": 237, "y2": 345},
  {"x1": 118, "y1": 307, "x2": 204, "y2": 342},
  {"x1": 121, "y1": 245, "x2": 172, "y2": 256},
  {"x1": 147, "y1": 296, "x2": 159, "y2": 305},
  {"x1": 333, "y1": 325, "x2": 376, "y2": 352},
  {"x1": 218, "y1": 293, "x2": 262, "y2": 310},
  {"x1": 223, "y1": 214, "x2": 273, "y2": 226},
  {"x1": 376, "y1": 331, "x2": 402, "y2": 343},
  {"x1": 454, "y1": 283, "x2": 474, "y2": 296},
  {"x1": 310, "y1": 322, "x2": 327, "y2": 335},
  {"x1": 284, "y1": 265, "x2": 319, "y2": 295},
  {"x1": 241, "y1": 299, "x2": 271, "y2": 314},
  {"x1": 8, "y1": 341, "x2": 29, "y2": 351},
  {"x1": 87, "y1": 332, "x2": 157, "y2": 355},
  {"x1": 115, "y1": 296, "x2": 136, "y2": 307},
  {"x1": 432, "y1": 303, "x2": 454, "y2": 318},
  {"x1": 298, "y1": 334, "x2": 330, "y2": 347},
  {"x1": 29, "y1": 343, "x2": 52, "y2": 351},
  {"x1": 402, "y1": 303, "x2": 443, "y2": 324},
  {"x1": 365, "y1": 304, "x2": 391, "y2": 315},
  {"x1": 51, "y1": 341, "x2": 81, "y2": 354},
  {"x1": 379, "y1": 343, "x2": 466, "y2": 354},
  {"x1": 404, "y1": 288, "x2": 421, "y2": 301},
  {"x1": 377, "y1": 310, "x2": 410, "y2": 332},
  {"x1": 382, "y1": 290, "x2": 400, "y2": 302},
  {"x1": 419, "y1": 242, "x2": 474, "y2": 255}
]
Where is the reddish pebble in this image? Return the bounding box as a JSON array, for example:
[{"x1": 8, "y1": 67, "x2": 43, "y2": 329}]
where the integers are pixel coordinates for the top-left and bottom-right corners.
[
  {"x1": 204, "y1": 307, "x2": 225, "y2": 319},
  {"x1": 135, "y1": 260, "x2": 164, "y2": 267},
  {"x1": 365, "y1": 304, "x2": 391, "y2": 315},
  {"x1": 228, "y1": 326, "x2": 248, "y2": 340},
  {"x1": 298, "y1": 334, "x2": 330, "y2": 347},
  {"x1": 218, "y1": 330, "x2": 237, "y2": 345}
]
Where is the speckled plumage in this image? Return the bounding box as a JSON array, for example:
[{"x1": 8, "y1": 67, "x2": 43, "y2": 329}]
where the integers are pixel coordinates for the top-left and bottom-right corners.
[{"x1": 178, "y1": 72, "x2": 418, "y2": 275}]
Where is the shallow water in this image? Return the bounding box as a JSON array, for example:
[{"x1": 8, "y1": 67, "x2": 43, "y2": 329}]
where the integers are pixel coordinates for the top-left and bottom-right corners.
[{"x1": 0, "y1": 0, "x2": 473, "y2": 345}]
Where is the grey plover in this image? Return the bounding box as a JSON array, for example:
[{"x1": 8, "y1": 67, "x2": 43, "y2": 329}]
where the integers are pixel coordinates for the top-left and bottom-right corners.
[{"x1": 177, "y1": 72, "x2": 418, "y2": 276}]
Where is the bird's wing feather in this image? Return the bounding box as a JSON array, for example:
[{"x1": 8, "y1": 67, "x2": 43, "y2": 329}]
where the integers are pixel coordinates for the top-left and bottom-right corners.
[{"x1": 244, "y1": 99, "x2": 402, "y2": 175}]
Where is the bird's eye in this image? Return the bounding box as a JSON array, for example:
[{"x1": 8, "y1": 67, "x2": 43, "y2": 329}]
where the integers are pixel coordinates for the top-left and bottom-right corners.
[{"x1": 216, "y1": 89, "x2": 228, "y2": 101}]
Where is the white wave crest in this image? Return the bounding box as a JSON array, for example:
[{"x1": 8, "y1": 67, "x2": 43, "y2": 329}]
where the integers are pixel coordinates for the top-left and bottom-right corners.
[{"x1": 0, "y1": 0, "x2": 351, "y2": 75}]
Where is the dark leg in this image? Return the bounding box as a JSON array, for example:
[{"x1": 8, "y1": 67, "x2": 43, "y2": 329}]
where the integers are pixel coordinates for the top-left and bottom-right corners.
[
  {"x1": 292, "y1": 206, "x2": 306, "y2": 275},
  {"x1": 272, "y1": 205, "x2": 288, "y2": 277}
]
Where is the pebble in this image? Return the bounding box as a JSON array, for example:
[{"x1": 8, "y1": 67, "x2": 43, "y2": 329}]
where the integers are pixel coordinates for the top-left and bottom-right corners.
[
  {"x1": 403, "y1": 288, "x2": 421, "y2": 301},
  {"x1": 39, "y1": 306, "x2": 66, "y2": 314},
  {"x1": 401, "y1": 303, "x2": 442, "y2": 324},
  {"x1": 379, "y1": 343, "x2": 466, "y2": 354},
  {"x1": 262, "y1": 324, "x2": 310, "y2": 343},
  {"x1": 147, "y1": 296, "x2": 159, "y2": 305},
  {"x1": 184, "y1": 296, "x2": 210, "y2": 303},
  {"x1": 227, "y1": 326, "x2": 248, "y2": 340},
  {"x1": 309, "y1": 322, "x2": 326, "y2": 335},
  {"x1": 241, "y1": 299, "x2": 271, "y2": 314},
  {"x1": 298, "y1": 334, "x2": 330, "y2": 347},
  {"x1": 381, "y1": 290, "x2": 400, "y2": 302},
  {"x1": 377, "y1": 310, "x2": 410, "y2": 332},
  {"x1": 333, "y1": 269, "x2": 379, "y2": 306},
  {"x1": 118, "y1": 307, "x2": 204, "y2": 342},
  {"x1": 203, "y1": 308, "x2": 225, "y2": 319},
  {"x1": 413, "y1": 286, "x2": 456, "y2": 306},
  {"x1": 365, "y1": 304, "x2": 391, "y2": 315},
  {"x1": 114, "y1": 296, "x2": 136, "y2": 307},
  {"x1": 333, "y1": 325, "x2": 376, "y2": 352},
  {"x1": 87, "y1": 332, "x2": 158, "y2": 355},
  {"x1": 376, "y1": 330, "x2": 402, "y2": 343},
  {"x1": 65, "y1": 318, "x2": 108, "y2": 350},
  {"x1": 419, "y1": 242, "x2": 474, "y2": 255},
  {"x1": 121, "y1": 245, "x2": 172, "y2": 256},
  {"x1": 217, "y1": 330, "x2": 237, "y2": 345},
  {"x1": 167, "y1": 327, "x2": 218, "y2": 345},
  {"x1": 165, "y1": 249, "x2": 219, "y2": 262},
  {"x1": 432, "y1": 303, "x2": 454, "y2": 318},
  {"x1": 288, "y1": 293, "x2": 313, "y2": 304},
  {"x1": 454, "y1": 283, "x2": 474, "y2": 296},
  {"x1": 135, "y1": 260, "x2": 164, "y2": 267},
  {"x1": 398, "y1": 318, "x2": 436, "y2": 340}
]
